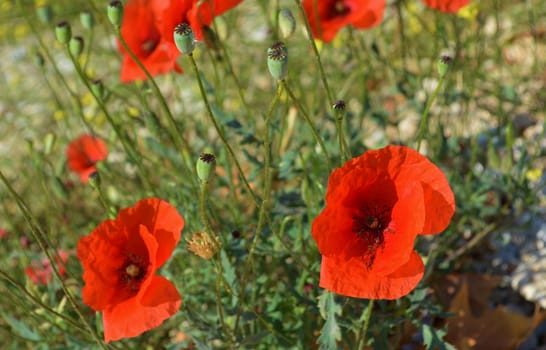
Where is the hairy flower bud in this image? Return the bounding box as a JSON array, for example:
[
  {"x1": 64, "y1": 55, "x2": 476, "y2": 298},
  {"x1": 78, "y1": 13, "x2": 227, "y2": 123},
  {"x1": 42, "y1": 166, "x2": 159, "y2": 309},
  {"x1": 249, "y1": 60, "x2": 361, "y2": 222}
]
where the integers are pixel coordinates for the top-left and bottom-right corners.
[
  {"x1": 80, "y1": 11, "x2": 94, "y2": 30},
  {"x1": 69, "y1": 36, "x2": 84, "y2": 57}
]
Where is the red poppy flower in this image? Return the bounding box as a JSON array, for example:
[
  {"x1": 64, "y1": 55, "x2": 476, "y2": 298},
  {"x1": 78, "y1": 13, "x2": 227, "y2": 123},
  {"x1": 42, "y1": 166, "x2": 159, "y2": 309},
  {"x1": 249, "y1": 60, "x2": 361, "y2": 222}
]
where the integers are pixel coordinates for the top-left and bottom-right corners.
[
  {"x1": 25, "y1": 250, "x2": 69, "y2": 286},
  {"x1": 77, "y1": 198, "x2": 184, "y2": 343},
  {"x1": 312, "y1": 145, "x2": 455, "y2": 299},
  {"x1": 302, "y1": 0, "x2": 385, "y2": 43},
  {"x1": 421, "y1": 0, "x2": 470, "y2": 13},
  {"x1": 66, "y1": 134, "x2": 108, "y2": 183},
  {"x1": 119, "y1": 0, "x2": 182, "y2": 83}
]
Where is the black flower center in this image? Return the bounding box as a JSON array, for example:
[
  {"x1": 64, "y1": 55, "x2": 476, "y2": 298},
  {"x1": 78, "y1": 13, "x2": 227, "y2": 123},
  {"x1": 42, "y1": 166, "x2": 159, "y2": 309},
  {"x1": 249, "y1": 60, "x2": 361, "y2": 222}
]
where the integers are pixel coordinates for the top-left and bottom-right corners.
[
  {"x1": 119, "y1": 253, "x2": 148, "y2": 293},
  {"x1": 334, "y1": 1, "x2": 349, "y2": 15},
  {"x1": 352, "y1": 203, "x2": 392, "y2": 268},
  {"x1": 141, "y1": 39, "x2": 159, "y2": 55}
]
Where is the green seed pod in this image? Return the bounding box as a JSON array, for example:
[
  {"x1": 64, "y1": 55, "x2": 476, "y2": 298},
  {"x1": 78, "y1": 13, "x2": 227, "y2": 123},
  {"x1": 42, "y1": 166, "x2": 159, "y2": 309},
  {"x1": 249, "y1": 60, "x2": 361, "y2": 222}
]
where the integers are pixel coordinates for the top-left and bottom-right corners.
[
  {"x1": 174, "y1": 23, "x2": 195, "y2": 55},
  {"x1": 267, "y1": 41, "x2": 288, "y2": 81},
  {"x1": 438, "y1": 55, "x2": 452, "y2": 77},
  {"x1": 279, "y1": 8, "x2": 296, "y2": 39},
  {"x1": 36, "y1": 5, "x2": 53, "y2": 24},
  {"x1": 91, "y1": 80, "x2": 104, "y2": 99},
  {"x1": 196, "y1": 153, "x2": 216, "y2": 183},
  {"x1": 69, "y1": 36, "x2": 84, "y2": 57},
  {"x1": 107, "y1": 1, "x2": 123, "y2": 28},
  {"x1": 80, "y1": 11, "x2": 94, "y2": 30},
  {"x1": 88, "y1": 171, "x2": 101, "y2": 189},
  {"x1": 332, "y1": 100, "x2": 346, "y2": 120},
  {"x1": 55, "y1": 21, "x2": 71, "y2": 45}
]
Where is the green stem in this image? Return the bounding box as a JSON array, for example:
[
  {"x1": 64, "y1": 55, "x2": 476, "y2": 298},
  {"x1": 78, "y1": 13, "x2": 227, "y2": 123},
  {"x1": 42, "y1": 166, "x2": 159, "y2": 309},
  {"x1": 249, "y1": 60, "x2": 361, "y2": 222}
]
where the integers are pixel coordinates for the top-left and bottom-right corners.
[
  {"x1": 282, "y1": 81, "x2": 332, "y2": 171},
  {"x1": 114, "y1": 27, "x2": 194, "y2": 176},
  {"x1": 233, "y1": 82, "x2": 283, "y2": 335},
  {"x1": 416, "y1": 73, "x2": 447, "y2": 152},
  {"x1": 356, "y1": 300, "x2": 374, "y2": 349},
  {"x1": 187, "y1": 53, "x2": 260, "y2": 205},
  {"x1": 0, "y1": 171, "x2": 109, "y2": 350}
]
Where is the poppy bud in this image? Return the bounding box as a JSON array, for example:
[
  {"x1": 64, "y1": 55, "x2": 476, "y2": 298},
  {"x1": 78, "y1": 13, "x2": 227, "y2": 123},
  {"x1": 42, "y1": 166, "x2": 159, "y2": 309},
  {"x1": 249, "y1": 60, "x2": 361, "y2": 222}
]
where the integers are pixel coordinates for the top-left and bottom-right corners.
[
  {"x1": 55, "y1": 21, "x2": 71, "y2": 45},
  {"x1": 80, "y1": 11, "x2": 94, "y2": 30},
  {"x1": 267, "y1": 41, "x2": 288, "y2": 81},
  {"x1": 69, "y1": 36, "x2": 84, "y2": 57},
  {"x1": 438, "y1": 55, "x2": 452, "y2": 77},
  {"x1": 333, "y1": 100, "x2": 346, "y2": 120},
  {"x1": 36, "y1": 5, "x2": 53, "y2": 24},
  {"x1": 91, "y1": 79, "x2": 104, "y2": 99},
  {"x1": 88, "y1": 171, "x2": 101, "y2": 189},
  {"x1": 107, "y1": 1, "x2": 123, "y2": 28},
  {"x1": 43, "y1": 133, "x2": 56, "y2": 155},
  {"x1": 174, "y1": 23, "x2": 195, "y2": 55},
  {"x1": 278, "y1": 8, "x2": 296, "y2": 39},
  {"x1": 196, "y1": 152, "x2": 216, "y2": 183}
]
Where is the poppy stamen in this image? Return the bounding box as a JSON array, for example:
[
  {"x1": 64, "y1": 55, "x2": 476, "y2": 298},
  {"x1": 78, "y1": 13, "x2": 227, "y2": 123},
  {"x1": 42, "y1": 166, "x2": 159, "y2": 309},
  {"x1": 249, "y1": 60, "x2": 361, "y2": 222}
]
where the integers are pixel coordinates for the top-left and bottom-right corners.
[
  {"x1": 141, "y1": 39, "x2": 159, "y2": 55},
  {"x1": 334, "y1": 1, "x2": 349, "y2": 15},
  {"x1": 119, "y1": 253, "x2": 148, "y2": 293},
  {"x1": 352, "y1": 203, "x2": 392, "y2": 268}
]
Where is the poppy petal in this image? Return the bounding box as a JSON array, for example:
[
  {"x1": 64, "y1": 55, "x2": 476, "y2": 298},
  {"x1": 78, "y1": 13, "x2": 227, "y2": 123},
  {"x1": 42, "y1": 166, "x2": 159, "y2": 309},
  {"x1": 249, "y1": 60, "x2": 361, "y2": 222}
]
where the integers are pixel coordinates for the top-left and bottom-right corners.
[
  {"x1": 422, "y1": 0, "x2": 470, "y2": 13},
  {"x1": 102, "y1": 276, "x2": 181, "y2": 343},
  {"x1": 320, "y1": 251, "x2": 424, "y2": 300}
]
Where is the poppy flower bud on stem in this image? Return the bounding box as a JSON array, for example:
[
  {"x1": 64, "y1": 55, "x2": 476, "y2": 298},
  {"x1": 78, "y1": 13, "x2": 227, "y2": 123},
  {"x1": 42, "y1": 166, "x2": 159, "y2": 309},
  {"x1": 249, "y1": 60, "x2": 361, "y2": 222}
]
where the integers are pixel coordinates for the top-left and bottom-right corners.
[
  {"x1": 55, "y1": 21, "x2": 71, "y2": 45},
  {"x1": 107, "y1": 1, "x2": 123, "y2": 28},
  {"x1": 279, "y1": 8, "x2": 296, "y2": 39},
  {"x1": 438, "y1": 55, "x2": 452, "y2": 77},
  {"x1": 91, "y1": 80, "x2": 104, "y2": 100},
  {"x1": 174, "y1": 23, "x2": 195, "y2": 55},
  {"x1": 333, "y1": 100, "x2": 346, "y2": 120},
  {"x1": 196, "y1": 153, "x2": 216, "y2": 183},
  {"x1": 80, "y1": 11, "x2": 94, "y2": 30},
  {"x1": 267, "y1": 41, "x2": 288, "y2": 81},
  {"x1": 69, "y1": 36, "x2": 84, "y2": 57},
  {"x1": 36, "y1": 5, "x2": 53, "y2": 24}
]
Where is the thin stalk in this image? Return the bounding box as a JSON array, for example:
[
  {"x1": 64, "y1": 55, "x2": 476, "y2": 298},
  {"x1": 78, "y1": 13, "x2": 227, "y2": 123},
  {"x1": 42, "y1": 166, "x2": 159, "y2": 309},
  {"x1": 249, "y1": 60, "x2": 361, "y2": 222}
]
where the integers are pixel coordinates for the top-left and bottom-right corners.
[
  {"x1": 416, "y1": 73, "x2": 447, "y2": 152},
  {"x1": 114, "y1": 27, "x2": 194, "y2": 175},
  {"x1": 356, "y1": 300, "x2": 374, "y2": 349},
  {"x1": 0, "y1": 171, "x2": 109, "y2": 350},
  {"x1": 187, "y1": 53, "x2": 260, "y2": 205},
  {"x1": 233, "y1": 83, "x2": 283, "y2": 334},
  {"x1": 282, "y1": 81, "x2": 332, "y2": 171}
]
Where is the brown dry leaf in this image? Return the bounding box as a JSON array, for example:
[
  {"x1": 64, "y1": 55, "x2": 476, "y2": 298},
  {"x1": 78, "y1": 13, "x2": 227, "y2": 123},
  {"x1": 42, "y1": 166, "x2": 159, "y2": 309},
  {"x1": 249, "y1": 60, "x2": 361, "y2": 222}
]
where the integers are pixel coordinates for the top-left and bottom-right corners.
[{"x1": 444, "y1": 274, "x2": 546, "y2": 350}]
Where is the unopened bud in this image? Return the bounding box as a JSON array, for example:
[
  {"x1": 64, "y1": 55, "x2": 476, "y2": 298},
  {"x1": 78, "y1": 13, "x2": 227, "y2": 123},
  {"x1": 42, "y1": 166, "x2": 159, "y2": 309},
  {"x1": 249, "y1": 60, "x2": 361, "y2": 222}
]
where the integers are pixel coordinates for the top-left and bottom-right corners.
[
  {"x1": 43, "y1": 133, "x2": 56, "y2": 155},
  {"x1": 196, "y1": 152, "x2": 216, "y2": 183},
  {"x1": 267, "y1": 41, "x2": 288, "y2": 81},
  {"x1": 55, "y1": 21, "x2": 71, "y2": 44},
  {"x1": 91, "y1": 79, "x2": 104, "y2": 99},
  {"x1": 88, "y1": 171, "x2": 101, "y2": 189},
  {"x1": 80, "y1": 11, "x2": 94, "y2": 30},
  {"x1": 438, "y1": 55, "x2": 452, "y2": 77},
  {"x1": 107, "y1": 1, "x2": 123, "y2": 28},
  {"x1": 174, "y1": 23, "x2": 195, "y2": 55},
  {"x1": 333, "y1": 100, "x2": 346, "y2": 120},
  {"x1": 36, "y1": 5, "x2": 53, "y2": 24},
  {"x1": 279, "y1": 8, "x2": 296, "y2": 39},
  {"x1": 69, "y1": 36, "x2": 84, "y2": 57}
]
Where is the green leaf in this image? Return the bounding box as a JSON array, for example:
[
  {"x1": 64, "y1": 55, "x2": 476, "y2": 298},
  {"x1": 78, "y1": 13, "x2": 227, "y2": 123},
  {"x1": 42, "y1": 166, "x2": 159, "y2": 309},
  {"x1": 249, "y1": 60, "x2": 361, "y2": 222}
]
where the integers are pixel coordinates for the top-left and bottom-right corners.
[
  {"x1": 317, "y1": 291, "x2": 341, "y2": 350},
  {"x1": 1, "y1": 313, "x2": 41, "y2": 342},
  {"x1": 421, "y1": 324, "x2": 456, "y2": 350}
]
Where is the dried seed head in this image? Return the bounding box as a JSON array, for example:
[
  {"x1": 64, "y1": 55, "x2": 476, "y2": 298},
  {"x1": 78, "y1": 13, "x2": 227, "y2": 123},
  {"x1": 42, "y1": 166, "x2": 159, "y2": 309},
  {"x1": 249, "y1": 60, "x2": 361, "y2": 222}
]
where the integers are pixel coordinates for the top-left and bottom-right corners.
[{"x1": 186, "y1": 232, "x2": 222, "y2": 259}]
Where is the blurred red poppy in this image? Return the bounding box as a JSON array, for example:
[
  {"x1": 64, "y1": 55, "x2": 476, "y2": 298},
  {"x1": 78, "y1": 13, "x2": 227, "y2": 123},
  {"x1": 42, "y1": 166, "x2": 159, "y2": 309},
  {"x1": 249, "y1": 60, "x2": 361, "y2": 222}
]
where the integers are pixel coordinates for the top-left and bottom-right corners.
[
  {"x1": 312, "y1": 145, "x2": 455, "y2": 299},
  {"x1": 66, "y1": 134, "x2": 108, "y2": 183},
  {"x1": 421, "y1": 0, "x2": 470, "y2": 13},
  {"x1": 302, "y1": 0, "x2": 385, "y2": 43},
  {"x1": 119, "y1": 0, "x2": 242, "y2": 83},
  {"x1": 77, "y1": 198, "x2": 184, "y2": 343},
  {"x1": 25, "y1": 250, "x2": 69, "y2": 286}
]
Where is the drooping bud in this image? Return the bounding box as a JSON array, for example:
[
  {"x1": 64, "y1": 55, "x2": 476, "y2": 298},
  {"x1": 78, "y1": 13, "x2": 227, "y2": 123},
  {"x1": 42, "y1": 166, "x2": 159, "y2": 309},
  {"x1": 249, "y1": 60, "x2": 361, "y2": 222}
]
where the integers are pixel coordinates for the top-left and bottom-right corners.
[
  {"x1": 332, "y1": 100, "x2": 346, "y2": 120},
  {"x1": 69, "y1": 36, "x2": 84, "y2": 57},
  {"x1": 174, "y1": 23, "x2": 195, "y2": 55},
  {"x1": 438, "y1": 55, "x2": 452, "y2": 77},
  {"x1": 91, "y1": 79, "x2": 104, "y2": 99},
  {"x1": 36, "y1": 5, "x2": 53, "y2": 24},
  {"x1": 196, "y1": 152, "x2": 216, "y2": 183},
  {"x1": 80, "y1": 11, "x2": 94, "y2": 30},
  {"x1": 107, "y1": 1, "x2": 123, "y2": 28},
  {"x1": 267, "y1": 41, "x2": 288, "y2": 81},
  {"x1": 278, "y1": 8, "x2": 296, "y2": 39},
  {"x1": 88, "y1": 171, "x2": 101, "y2": 189},
  {"x1": 55, "y1": 21, "x2": 71, "y2": 45}
]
